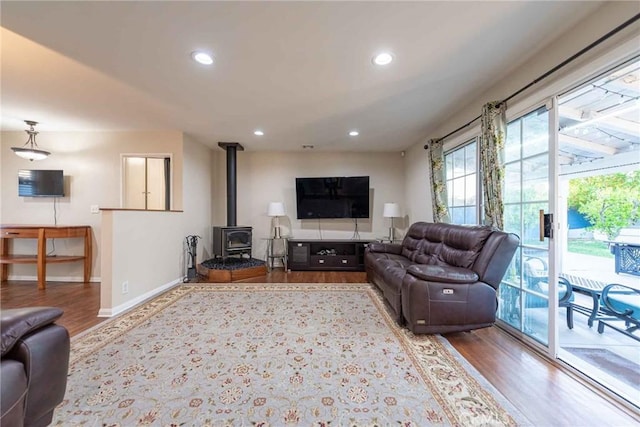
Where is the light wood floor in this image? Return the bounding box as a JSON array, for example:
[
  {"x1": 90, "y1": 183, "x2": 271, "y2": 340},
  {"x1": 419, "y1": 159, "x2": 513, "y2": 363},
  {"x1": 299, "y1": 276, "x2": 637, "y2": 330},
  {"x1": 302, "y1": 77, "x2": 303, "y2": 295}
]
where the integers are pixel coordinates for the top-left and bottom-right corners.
[{"x1": 2, "y1": 272, "x2": 638, "y2": 426}]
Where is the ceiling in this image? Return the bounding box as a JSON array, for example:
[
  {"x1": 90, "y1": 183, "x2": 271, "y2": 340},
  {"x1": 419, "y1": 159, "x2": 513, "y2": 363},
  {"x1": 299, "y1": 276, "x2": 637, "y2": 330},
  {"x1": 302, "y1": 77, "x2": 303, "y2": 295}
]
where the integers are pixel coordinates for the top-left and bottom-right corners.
[{"x1": 1, "y1": 1, "x2": 607, "y2": 152}]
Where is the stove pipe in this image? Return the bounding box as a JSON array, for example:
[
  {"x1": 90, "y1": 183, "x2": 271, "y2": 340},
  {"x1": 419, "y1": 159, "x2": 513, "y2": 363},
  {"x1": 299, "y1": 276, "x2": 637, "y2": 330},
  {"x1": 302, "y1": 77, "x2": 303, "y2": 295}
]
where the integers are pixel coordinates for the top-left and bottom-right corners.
[{"x1": 218, "y1": 142, "x2": 244, "y2": 226}]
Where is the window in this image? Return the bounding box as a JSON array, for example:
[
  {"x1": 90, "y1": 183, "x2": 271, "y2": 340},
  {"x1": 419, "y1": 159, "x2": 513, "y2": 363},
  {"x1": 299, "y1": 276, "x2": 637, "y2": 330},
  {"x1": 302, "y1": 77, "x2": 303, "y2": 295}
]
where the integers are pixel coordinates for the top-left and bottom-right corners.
[
  {"x1": 122, "y1": 155, "x2": 171, "y2": 210},
  {"x1": 445, "y1": 139, "x2": 478, "y2": 225}
]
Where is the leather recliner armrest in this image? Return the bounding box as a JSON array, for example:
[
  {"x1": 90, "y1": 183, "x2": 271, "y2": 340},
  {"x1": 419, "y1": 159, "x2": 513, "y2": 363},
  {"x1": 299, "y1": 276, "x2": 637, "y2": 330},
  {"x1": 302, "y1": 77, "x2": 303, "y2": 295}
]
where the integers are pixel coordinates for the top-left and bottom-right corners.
[
  {"x1": 1, "y1": 307, "x2": 63, "y2": 356},
  {"x1": 407, "y1": 264, "x2": 479, "y2": 284},
  {"x1": 367, "y1": 242, "x2": 402, "y2": 254}
]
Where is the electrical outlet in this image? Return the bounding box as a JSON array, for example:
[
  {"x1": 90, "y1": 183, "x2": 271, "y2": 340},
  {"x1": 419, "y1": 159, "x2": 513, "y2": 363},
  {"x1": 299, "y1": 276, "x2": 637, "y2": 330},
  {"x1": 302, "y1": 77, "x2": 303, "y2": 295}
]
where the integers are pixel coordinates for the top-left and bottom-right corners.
[
  {"x1": 122, "y1": 281, "x2": 129, "y2": 294},
  {"x1": 90, "y1": 205, "x2": 100, "y2": 214}
]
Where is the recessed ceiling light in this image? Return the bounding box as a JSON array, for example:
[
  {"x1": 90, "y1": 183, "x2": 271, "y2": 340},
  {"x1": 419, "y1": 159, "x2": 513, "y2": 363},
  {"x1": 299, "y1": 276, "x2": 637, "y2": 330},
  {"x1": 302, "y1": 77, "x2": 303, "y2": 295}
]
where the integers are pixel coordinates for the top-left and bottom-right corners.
[
  {"x1": 372, "y1": 52, "x2": 393, "y2": 66},
  {"x1": 254, "y1": 130, "x2": 264, "y2": 136},
  {"x1": 191, "y1": 51, "x2": 213, "y2": 65},
  {"x1": 349, "y1": 130, "x2": 359, "y2": 136}
]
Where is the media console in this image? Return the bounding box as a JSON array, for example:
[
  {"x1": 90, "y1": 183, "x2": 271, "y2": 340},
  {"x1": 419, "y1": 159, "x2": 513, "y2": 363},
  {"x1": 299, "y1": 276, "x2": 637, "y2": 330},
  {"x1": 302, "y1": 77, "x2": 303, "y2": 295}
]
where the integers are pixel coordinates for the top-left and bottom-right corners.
[{"x1": 287, "y1": 239, "x2": 370, "y2": 271}]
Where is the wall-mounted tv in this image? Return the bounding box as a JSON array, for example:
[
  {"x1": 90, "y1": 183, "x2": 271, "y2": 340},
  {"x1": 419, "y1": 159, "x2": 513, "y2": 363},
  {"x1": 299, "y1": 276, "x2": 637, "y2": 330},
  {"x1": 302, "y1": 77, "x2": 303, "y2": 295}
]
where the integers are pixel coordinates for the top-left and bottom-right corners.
[
  {"x1": 18, "y1": 169, "x2": 65, "y2": 197},
  {"x1": 295, "y1": 176, "x2": 369, "y2": 219}
]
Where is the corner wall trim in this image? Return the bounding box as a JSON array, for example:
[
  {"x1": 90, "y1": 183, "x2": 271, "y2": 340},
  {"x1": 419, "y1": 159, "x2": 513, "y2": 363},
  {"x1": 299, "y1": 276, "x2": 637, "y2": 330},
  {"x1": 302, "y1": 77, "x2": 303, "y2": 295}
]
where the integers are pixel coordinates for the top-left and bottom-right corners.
[{"x1": 97, "y1": 278, "x2": 182, "y2": 318}]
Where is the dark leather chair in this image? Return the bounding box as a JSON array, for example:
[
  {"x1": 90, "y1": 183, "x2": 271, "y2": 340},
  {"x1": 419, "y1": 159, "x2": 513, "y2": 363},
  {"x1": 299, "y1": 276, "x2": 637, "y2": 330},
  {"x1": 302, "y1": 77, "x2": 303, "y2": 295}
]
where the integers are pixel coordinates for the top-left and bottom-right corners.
[{"x1": 1, "y1": 307, "x2": 70, "y2": 427}]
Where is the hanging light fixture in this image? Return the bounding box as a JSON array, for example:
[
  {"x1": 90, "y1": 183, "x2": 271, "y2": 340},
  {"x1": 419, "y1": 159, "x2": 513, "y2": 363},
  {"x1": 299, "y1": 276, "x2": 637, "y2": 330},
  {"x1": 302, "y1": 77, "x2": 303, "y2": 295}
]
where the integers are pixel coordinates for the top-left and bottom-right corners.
[{"x1": 11, "y1": 120, "x2": 50, "y2": 161}]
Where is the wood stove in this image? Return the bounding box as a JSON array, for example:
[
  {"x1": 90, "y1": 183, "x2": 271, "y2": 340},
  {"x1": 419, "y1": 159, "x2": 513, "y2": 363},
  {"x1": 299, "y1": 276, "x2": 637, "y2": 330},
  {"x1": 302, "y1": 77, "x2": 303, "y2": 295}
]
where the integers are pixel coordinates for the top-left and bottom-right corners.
[
  {"x1": 200, "y1": 142, "x2": 266, "y2": 281},
  {"x1": 212, "y1": 226, "x2": 252, "y2": 258},
  {"x1": 212, "y1": 142, "x2": 253, "y2": 259}
]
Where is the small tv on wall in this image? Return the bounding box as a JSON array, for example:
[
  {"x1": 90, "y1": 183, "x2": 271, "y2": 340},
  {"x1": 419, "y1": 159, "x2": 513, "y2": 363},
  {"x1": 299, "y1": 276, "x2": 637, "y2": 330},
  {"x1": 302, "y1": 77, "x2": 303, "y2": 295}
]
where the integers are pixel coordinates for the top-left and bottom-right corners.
[
  {"x1": 18, "y1": 169, "x2": 65, "y2": 197},
  {"x1": 295, "y1": 176, "x2": 370, "y2": 219}
]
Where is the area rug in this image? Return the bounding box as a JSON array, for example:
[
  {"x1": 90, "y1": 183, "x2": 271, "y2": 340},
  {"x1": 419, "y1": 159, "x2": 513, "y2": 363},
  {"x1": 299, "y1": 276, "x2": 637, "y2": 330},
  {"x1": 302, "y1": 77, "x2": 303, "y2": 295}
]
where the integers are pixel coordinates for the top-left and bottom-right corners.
[
  {"x1": 53, "y1": 283, "x2": 529, "y2": 426},
  {"x1": 565, "y1": 347, "x2": 640, "y2": 389}
]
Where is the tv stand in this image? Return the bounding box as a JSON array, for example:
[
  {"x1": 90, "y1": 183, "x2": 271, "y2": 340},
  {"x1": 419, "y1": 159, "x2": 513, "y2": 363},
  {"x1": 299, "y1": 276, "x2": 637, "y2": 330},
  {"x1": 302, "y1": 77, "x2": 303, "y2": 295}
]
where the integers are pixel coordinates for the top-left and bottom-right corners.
[{"x1": 287, "y1": 239, "x2": 370, "y2": 271}]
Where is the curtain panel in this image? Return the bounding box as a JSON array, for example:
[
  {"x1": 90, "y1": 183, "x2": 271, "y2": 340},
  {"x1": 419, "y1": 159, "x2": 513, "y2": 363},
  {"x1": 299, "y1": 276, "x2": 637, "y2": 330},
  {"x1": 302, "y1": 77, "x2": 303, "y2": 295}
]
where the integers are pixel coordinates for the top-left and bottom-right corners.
[
  {"x1": 480, "y1": 101, "x2": 507, "y2": 230},
  {"x1": 427, "y1": 138, "x2": 450, "y2": 223}
]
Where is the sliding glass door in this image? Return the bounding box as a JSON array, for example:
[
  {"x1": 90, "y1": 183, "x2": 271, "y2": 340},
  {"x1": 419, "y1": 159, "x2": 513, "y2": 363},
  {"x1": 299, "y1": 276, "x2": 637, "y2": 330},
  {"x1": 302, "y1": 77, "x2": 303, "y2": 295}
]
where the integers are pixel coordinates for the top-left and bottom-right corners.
[
  {"x1": 497, "y1": 105, "x2": 555, "y2": 346},
  {"x1": 495, "y1": 57, "x2": 639, "y2": 406},
  {"x1": 555, "y1": 57, "x2": 640, "y2": 408},
  {"x1": 444, "y1": 56, "x2": 639, "y2": 408}
]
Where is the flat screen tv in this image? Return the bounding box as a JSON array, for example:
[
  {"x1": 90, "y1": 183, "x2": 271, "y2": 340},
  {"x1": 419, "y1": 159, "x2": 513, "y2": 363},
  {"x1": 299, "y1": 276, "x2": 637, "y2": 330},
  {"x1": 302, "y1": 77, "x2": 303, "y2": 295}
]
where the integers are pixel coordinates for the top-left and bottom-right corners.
[
  {"x1": 296, "y1": 176, "x2": 370, "y2": 219},
  {"x1": 18, "y1": 169, "x2": 64, "y2": 197}
]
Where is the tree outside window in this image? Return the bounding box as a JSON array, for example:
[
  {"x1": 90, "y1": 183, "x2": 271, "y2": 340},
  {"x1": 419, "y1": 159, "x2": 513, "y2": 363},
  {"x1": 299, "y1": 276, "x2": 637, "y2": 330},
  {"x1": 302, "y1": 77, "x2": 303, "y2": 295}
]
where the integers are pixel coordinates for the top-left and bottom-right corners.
[{"x1": 568, "y1": 171, "x2": 640, "y2": 240}]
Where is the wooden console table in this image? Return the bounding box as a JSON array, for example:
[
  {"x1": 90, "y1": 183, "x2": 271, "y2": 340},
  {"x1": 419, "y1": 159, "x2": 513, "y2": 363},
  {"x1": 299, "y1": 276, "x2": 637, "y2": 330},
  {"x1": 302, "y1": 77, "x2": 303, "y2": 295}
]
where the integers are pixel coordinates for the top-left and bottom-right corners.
[{"x1": 1, "y1": 225, "x2": 92, "y2": 289}]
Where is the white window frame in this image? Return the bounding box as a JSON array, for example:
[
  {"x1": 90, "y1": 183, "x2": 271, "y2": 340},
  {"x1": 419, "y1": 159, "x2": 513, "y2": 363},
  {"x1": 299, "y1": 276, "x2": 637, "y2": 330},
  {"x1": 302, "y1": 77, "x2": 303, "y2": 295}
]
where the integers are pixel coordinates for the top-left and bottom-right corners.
[{"x1": 444, "y1": 137, "x2": 481, "y2": 225}]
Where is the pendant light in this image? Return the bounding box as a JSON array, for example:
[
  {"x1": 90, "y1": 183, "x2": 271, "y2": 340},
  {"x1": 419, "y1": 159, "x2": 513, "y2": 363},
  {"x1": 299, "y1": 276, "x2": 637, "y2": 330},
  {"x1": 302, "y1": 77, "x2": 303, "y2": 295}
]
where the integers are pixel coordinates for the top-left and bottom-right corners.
[{"x1": 11, "y1": 120, "x2": 50, "y2": 161}]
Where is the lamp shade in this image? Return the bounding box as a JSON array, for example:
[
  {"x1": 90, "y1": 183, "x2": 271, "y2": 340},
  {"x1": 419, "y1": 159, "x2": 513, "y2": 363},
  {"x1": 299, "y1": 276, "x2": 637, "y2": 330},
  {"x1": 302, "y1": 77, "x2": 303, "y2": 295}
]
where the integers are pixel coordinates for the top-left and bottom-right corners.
[
  {"x1": 267, "y1": 202, "x2": 286, "y2": 217},
  {"x1": 11, "y1": 147, "x2": 50, "y2": 161},
  {"x1": 383, "y1": 203, "x2": 400, "y2": 218}
]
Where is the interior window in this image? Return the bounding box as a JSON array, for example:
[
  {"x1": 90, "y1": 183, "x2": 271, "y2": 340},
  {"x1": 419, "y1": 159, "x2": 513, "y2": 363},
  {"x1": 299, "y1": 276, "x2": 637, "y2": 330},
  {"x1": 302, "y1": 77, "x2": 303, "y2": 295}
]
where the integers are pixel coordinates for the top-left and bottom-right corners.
[{"x1": 122, "y1": 155, "x2": 171, "y2": 210}]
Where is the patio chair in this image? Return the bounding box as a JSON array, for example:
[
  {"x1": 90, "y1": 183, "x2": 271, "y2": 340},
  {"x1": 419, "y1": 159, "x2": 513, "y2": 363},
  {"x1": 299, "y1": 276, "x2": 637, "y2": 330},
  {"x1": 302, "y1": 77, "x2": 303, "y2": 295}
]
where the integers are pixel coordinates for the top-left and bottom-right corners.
[
  {"x1": 522, "y1": 257, "x2": 575, "y2": 326},
  {"x1": 523, "y1": 256, "x2": 548, "y2": 291},
  {"x1": 533, "y1": 276, "x2": 575, "y2": 329},
  {"x1": 597, "y1": 284, "x2": 640, "y2": 342}
]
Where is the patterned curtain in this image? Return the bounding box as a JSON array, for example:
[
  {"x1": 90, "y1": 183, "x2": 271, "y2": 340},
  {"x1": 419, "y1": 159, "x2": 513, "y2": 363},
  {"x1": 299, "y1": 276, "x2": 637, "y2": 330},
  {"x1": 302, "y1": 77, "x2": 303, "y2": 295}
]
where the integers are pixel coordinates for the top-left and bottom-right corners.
[
  {"x1": 427, "y1": 138, "x2": 450, "y2": 223},
  {"x1": 480, "y1": 101, "x2": 507, "y2": 230}
]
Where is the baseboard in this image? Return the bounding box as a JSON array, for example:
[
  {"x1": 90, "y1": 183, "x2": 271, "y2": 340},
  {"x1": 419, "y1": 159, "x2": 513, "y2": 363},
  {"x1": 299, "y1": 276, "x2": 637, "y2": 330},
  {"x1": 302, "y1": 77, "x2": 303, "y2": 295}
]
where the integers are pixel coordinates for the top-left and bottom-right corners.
[
  {"x1": 7, "y1": 275, "x2": 101, "y2": 283},
  {"x1": 97, "y1": 278, "x2": 182, "y2": 318}
]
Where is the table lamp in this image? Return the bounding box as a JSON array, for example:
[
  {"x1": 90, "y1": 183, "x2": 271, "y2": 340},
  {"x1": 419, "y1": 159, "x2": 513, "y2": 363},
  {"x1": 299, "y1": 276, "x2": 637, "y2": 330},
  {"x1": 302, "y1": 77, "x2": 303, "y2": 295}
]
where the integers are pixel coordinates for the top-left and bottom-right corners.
[
  {"x1": 383, "y1": 203, "x2": 401, "y2": 241},
  {"x1": 267, "y1": 202, "x2": 286, "y2": 238}
]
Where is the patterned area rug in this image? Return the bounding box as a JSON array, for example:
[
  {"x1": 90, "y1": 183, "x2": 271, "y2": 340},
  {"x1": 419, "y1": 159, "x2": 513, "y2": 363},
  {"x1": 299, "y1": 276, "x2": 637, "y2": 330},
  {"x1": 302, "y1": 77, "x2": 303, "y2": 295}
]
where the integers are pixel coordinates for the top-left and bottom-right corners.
[{"x1": 54, "y1": 284, "x2": 528, "y2": 426}]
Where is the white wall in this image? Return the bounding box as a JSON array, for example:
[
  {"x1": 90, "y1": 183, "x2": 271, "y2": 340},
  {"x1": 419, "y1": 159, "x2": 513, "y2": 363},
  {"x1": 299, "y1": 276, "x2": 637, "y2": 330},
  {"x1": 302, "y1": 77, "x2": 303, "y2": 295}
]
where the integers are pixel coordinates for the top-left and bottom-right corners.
[
  {"x1": 0, "y1": 130, "x2": 184, "y2": 281},
  {"x1": 182, "y1": 135, "x2": 214, "y2": 262},
  {"x1": 99, "y1": 135, "x2": 213, "y2": 316},
  {"x1": 403, "y1": 1, "x2": 640, "y2": 223},
  {"x1": 212, "y1": 150, "x2": 406, "y2": 261},
  {"x1": 99, "y1": 209, "x2": 184, "y2": 316}
]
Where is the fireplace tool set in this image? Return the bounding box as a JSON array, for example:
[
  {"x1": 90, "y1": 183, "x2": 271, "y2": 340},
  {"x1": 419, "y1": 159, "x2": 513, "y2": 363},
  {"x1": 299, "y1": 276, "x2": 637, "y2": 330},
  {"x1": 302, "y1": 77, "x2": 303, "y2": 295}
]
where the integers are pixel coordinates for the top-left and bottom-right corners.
[{"x1": 184, "y1": 235, "x2": 201, "y2": 282}]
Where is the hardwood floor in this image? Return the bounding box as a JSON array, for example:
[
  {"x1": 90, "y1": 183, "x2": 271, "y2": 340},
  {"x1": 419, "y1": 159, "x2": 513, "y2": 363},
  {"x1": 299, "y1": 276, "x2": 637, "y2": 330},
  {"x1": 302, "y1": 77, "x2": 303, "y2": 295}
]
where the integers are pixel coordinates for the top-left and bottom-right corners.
[
  {"x1": 2, "y1": 272, "x2": 638, "y2": 426},
  {"x1": 1, "y1": 280, "x2": 104, "y2": 337}
]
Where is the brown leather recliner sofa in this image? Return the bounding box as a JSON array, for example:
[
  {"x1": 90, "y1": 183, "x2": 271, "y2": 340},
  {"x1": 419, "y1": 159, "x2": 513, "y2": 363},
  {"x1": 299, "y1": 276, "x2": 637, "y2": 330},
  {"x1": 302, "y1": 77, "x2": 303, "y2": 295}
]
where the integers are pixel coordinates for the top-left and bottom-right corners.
[
  {"x1": 1, "y1": 307, "x2": 70, "y2": 427},
  {"x1": 365, "y1": 222, "x2": 519, "y2": 334}
]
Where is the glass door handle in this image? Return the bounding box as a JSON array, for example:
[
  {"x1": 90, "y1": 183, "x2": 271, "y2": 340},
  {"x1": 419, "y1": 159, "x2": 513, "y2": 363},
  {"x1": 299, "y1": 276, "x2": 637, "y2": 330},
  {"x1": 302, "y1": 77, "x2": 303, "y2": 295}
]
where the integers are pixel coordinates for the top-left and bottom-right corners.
[{"x1": 539, "y1": 209, "x2": 553, "y2": 241}]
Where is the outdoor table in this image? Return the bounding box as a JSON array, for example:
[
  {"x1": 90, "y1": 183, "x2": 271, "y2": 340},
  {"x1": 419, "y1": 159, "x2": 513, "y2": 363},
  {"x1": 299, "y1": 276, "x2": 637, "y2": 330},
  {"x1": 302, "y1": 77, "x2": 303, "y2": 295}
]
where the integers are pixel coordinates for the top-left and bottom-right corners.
[{"x1": 560, "y1": 274, "x2": 607, "y2": 327}]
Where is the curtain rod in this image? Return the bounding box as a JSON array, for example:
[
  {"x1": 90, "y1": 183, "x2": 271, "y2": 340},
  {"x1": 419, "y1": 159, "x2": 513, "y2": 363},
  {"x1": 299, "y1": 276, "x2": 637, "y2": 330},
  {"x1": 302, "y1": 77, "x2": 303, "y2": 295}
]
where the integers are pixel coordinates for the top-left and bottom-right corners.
[{"x1": 424, "y1": 12, "x2": 640, "y2": 149}]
